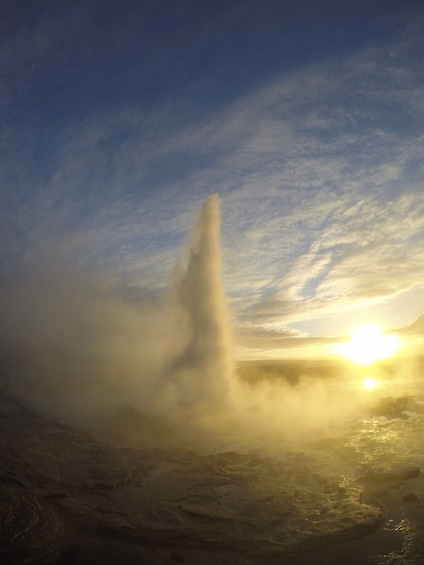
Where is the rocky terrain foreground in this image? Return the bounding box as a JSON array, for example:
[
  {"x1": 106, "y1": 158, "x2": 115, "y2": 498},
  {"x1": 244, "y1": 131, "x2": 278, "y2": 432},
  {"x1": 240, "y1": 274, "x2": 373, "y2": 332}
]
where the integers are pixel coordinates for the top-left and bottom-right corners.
[{"x1": 2, "y1": 370, "x2": 424, "y2": 564}]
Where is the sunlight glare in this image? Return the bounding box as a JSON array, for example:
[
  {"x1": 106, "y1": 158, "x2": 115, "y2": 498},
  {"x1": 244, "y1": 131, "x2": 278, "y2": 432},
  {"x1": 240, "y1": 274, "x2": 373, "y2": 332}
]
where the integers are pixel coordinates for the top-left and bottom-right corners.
[
  {"x1": 335, "y1": 324, "x2": 401, "y2": 365},
  {"x1": 363, "y1": 377, "x2": 379, "y2": 390}
]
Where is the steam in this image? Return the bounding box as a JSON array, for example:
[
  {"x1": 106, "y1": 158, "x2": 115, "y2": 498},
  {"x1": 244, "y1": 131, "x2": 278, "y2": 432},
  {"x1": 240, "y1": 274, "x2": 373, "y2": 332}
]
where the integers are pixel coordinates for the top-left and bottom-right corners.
[
  {"x1": 0, "y1": 194, "x2": 234, "y2": 427},
  {"x1": 162, "y1": 194, "x2": 233, "y2": 411},
  {"x1": 0, "y1": 194, "x2": 380, "y2": 445}
]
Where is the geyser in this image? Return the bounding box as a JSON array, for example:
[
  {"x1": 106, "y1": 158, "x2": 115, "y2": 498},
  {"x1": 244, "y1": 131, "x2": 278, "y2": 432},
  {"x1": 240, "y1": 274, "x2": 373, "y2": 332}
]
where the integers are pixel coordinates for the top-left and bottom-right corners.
[
  {"x1": 0, "y1": 193, "x2": 374, "y2": 442},
  {"x1": 0, "y1": 194, "x2": 234, "y2": 425},
  {"x1": 162, "y1": 194, "x2": 233, "y2": 410}
]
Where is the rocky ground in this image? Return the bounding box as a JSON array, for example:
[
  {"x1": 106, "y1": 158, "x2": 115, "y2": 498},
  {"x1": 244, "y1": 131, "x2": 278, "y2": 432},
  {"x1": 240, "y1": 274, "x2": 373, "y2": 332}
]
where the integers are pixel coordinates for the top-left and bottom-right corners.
[{"x1": 1, "y1": 367, "x2": 424, "y2": 564}]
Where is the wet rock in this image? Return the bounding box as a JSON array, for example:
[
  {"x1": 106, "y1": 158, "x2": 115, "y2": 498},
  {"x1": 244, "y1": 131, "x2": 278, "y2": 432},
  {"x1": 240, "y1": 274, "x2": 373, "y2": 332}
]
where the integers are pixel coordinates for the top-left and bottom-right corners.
[
  {"x1": 403, "y1": 492, "x2": 418, "y2": 502},
  {"x1": 361, "y1": 465, "x2": 420, "y2": 484},
  {"x1": 373, "y1": 396, "x2": 424, "y2": 419},
  {"x1": 0, "y1": 488, "x2": 64, "y2": 564},
  {"x1": 1, "y1": 379, "x2": 420, "y2": 564},
  {"x1": 335, "y1": 446, "x2": 360, "y2": 461}
]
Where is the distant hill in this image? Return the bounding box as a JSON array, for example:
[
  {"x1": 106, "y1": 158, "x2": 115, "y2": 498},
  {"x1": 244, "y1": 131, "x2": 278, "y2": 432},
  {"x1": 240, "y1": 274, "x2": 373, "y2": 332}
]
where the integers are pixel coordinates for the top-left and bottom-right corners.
[{"x1": 396, "y1": 314, "x2": 424, "y2": 335}]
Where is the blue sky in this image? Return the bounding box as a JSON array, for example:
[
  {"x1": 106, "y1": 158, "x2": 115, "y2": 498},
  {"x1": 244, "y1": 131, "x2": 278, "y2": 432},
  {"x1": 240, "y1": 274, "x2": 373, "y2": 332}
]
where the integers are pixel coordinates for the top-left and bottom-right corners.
[{"x1": 1, "y1": 0, "x2": 424, "y2": 356}]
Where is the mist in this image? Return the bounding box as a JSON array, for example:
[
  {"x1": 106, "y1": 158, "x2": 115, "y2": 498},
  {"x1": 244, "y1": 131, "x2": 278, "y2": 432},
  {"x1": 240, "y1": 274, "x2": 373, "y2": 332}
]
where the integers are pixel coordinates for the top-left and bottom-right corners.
[{"x1": 0, "y1": 195, "x2": 376, "y2": 448}]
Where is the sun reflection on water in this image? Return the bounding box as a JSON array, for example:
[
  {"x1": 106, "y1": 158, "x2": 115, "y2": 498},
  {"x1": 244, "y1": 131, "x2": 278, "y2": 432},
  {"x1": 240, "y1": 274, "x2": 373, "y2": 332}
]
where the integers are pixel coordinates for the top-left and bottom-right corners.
[{"x1": 363, "y1": 376, "x2": 379, "y2": 390}]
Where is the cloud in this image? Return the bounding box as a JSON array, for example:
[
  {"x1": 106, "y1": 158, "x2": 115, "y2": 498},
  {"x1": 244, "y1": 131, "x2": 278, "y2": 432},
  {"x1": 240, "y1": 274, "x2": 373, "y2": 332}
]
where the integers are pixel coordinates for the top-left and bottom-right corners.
[
  {"x1": 1, "y1": 19, "x2": 423, "y2": 342},
  {"x1": 236, "y1": 188, "x2": 424, "y2": 331}
]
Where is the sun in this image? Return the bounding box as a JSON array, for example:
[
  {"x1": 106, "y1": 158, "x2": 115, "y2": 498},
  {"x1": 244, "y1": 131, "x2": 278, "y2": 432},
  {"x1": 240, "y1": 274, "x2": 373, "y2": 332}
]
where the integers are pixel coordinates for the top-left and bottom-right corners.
[{"x1": 335, "y1": 324, "x2": 401, "y2": 365}]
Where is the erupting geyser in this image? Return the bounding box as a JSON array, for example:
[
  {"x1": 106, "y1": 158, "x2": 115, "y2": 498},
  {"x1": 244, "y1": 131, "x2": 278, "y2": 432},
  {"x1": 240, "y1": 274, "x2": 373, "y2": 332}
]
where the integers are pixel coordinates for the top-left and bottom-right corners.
[
  {"x1": 0, "y1": 193, "x2": 234, "y2": 424},
  {"x1": 164, "y1": 194, "x2": 233, "y2": 410}
]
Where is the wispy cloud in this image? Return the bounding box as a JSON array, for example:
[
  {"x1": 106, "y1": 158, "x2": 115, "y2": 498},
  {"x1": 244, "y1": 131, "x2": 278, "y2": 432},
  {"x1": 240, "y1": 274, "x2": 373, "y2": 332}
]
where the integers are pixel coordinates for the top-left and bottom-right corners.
[{"x1": 1, "y1": 17, "x2": 423, "y2": 341}]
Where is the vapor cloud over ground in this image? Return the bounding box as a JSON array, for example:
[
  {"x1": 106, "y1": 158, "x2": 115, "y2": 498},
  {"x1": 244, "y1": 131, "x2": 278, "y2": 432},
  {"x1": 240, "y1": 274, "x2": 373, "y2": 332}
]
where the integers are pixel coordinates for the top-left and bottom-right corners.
[{"x1": 0, "y1": 195, "x2": 377, "y2": 449}]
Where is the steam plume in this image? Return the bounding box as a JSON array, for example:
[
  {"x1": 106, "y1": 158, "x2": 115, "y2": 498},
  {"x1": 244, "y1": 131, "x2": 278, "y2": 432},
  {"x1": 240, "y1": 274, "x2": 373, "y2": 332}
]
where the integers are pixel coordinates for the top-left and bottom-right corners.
[
  {"x1": 0, "y1": 194, "x2": 365, "y2": 442},
  {"x1": 0, "y1": 194, "x2": 234, "y2": 425},
  {"x1": 160, "y1": 194, "x2": 233, "y2": 410}
]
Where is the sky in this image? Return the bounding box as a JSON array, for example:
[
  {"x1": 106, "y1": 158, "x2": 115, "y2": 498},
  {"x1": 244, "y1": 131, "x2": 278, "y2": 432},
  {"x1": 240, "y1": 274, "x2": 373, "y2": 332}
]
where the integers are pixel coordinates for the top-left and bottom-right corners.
[{"x1": 1, "y1": 0, "x2": 424, "y2": 358}]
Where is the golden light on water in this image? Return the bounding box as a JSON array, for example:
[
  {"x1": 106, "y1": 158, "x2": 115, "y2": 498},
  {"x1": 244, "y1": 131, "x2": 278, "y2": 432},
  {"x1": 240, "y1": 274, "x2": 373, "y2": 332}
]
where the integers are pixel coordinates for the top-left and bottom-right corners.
[
  {"x1": 335, "y1": 324, "x2": 401, "y2": 365},
  {"x1": 363, "y1": 376, "x2": 379, "y2": 390}
]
